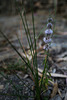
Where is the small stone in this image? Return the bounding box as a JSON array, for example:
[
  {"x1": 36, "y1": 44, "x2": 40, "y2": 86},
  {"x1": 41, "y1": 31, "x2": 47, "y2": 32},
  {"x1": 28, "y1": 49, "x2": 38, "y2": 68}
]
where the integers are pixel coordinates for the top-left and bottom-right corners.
[
  {"x1": 23, "y1": 74, "x2": 29, "y2": 79},
  {"x1": 0, "y1": 85, "x2": 4, "y2": 90},
  {"x1": 52, "y1": 68, "x2": 56, "y2": 73}
]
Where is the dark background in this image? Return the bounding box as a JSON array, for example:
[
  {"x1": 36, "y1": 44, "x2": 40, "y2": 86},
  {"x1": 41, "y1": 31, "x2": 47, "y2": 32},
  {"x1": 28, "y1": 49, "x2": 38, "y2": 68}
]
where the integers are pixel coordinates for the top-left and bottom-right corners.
[{"x1": 0, "y1": 0, "x2": 67, "y2": 17}]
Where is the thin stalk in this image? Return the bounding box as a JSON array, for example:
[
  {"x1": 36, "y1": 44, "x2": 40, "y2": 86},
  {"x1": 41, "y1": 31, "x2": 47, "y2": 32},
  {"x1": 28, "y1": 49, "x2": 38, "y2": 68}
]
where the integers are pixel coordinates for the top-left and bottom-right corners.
[
  {"x1": 15, "y1": 2, "x2": 33, "y2": 56},
  {"x1": 31, "y1": 1, "x2": 40, "y2": 99},
  {"x1": 16, "y1": 33, "x2": 32, "y2": 71},
  {"x1": 19, "y1": 11, "x2": 33, "y2": 56},
  {"x1": 31, "y1": 3, "x2": 36, "y2": 51},
  {"x1": 24, "y1": 10, "x2": 34, "y2": 53},
  {"x1": 16, "y1": 33, "x2": 25, "y2": 53},
  {"x1": 36, "y1": 25, "x2": 47, "y2": 41},
  {"x1": 31, "y1": 0, "x2": 37, "y2": 71},
  {"x1": 40, "y1": 51, "x2": 48, "y2": 90},
  {"x1": 0, "y1": 30, "x2": 34, "y2": 77},
  {"x1": 16, "y1": 30, "x2": 34, "y2": 78},
  {"x1": 53, "y1": 0, "x2": 57, "y2": 33}
]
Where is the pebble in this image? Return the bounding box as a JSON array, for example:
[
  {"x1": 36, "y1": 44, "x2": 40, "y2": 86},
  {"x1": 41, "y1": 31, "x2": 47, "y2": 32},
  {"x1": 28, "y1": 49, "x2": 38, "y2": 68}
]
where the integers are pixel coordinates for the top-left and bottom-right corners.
[
  {"x1": 23, "y1": 74, "x2": 29, "y2": 79},
  {"x1": 0, "y1": 85, "x2": 4, "y2": 90}
]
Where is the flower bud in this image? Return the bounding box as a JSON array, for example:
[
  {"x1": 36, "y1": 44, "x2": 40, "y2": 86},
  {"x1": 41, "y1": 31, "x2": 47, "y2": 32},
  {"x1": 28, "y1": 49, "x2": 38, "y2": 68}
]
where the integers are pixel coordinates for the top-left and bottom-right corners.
[
  {"x1": 43, "y1": 45, "x2": 46, "y2": 50},
  {"x1": 43, "y1": 45, "x2": 51, "y2": 51},
  {"x1": 43, "y1": 37, "x2": 52, "y2": 43},
  {"x1": 43, "y1": 37, "x2": 46, "y2": 42},
  {"x1": 47, "y1": 18, "x2": 53, "y2": 23},
  {"x1": 47, "y1": 23, "x2": 53, "y2": 29}
]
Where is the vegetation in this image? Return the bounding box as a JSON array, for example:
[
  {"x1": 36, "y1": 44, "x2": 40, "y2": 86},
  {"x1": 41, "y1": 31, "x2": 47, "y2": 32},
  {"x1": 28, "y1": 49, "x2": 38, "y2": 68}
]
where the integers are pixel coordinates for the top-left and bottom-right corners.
[{"x1": 0, "y1": 1, "x2": 56, "y2": 100}]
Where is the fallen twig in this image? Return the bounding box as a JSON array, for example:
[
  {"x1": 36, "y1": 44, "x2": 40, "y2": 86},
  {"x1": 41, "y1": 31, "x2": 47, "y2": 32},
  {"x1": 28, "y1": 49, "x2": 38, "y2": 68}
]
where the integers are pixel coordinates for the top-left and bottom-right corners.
[{"x1": 38, "y1": 68, "x2": 67, "y2": 78}]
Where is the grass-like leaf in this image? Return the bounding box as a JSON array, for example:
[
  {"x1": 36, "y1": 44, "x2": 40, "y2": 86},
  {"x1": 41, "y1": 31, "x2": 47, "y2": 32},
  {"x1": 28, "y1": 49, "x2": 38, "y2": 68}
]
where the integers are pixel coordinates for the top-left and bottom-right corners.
[{"x1": 0, "y1": 30, "x2": 34, "y2": 77}]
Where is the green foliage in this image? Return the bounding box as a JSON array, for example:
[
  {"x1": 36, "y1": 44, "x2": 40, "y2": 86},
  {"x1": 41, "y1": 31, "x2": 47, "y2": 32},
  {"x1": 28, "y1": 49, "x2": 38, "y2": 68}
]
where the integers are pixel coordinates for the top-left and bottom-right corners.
[
  {"x1": 0, "y1": 15, "x2": 49, "y2": 100},
  {"x1": 0, "y1": 0, "x2": 56, "y2": 100}
]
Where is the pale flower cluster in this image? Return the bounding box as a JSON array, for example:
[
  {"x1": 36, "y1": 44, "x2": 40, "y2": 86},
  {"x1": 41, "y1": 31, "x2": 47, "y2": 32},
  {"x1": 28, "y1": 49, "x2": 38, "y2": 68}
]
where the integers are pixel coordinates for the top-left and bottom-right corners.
[{"x1": 43, "y1": 18, "x2": 53, "y2": 50}]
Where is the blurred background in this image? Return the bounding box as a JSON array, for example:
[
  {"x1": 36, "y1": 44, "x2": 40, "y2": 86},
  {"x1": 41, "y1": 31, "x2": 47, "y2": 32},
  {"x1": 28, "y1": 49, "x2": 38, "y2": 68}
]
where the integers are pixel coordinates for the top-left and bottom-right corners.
[
  {"x1": 0, "y1": 0, "x2": 67, "y2": 67},
  {"x1": 0, "y1": 0, "x2": 67, "y2": 16}
]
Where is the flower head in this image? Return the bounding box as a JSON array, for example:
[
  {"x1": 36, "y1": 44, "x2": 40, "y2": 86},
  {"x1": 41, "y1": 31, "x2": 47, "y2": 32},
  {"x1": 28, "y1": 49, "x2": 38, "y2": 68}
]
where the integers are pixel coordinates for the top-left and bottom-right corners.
[
  {"x1": 43, "y1": 17, "x2": 53, "y2": 51},
  {"x1": 45, "y1": 29, "x2": 53, "y2": 35},
  {"x1": 44, "y1": 38, "x2": 52, "y2": 44}
]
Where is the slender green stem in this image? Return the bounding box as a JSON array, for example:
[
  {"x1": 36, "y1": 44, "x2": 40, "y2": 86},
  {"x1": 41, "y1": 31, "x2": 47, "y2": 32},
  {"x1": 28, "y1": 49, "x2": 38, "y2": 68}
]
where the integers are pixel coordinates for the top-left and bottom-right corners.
[
  {"x1": 24, "y1": 10, "x2": 34, "y2": 53},
  {"x1": 16, "y1": 33, "x2": 25, "y2": 53},
  {"x1": 40, "y1": 50, "x2": 48, "y2": 90},
  {"x1": 0, "y1": 30, "x2": 34, "y2": 77},
  {"x1": 15, "y1": 2, "x2": 33, "y2": 55},
  {"x1": 53, "y1": 0, "x2": 57, "y2": 33},
  {"x1": 36, "y1": 25, "x2": 47, "y2": 40},
  {"x1": 16, "y1": 33, "x2": 32, "y2": 72},
  {"x1": 31, "y1": 1, "x2": 40, "y2": 100},
  {"x1": 19, "y1": 11, "x2": 33, "y2": 56},
  {"x1": 31, "y1": 3, "x2": 36, "y2": 51}
]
